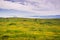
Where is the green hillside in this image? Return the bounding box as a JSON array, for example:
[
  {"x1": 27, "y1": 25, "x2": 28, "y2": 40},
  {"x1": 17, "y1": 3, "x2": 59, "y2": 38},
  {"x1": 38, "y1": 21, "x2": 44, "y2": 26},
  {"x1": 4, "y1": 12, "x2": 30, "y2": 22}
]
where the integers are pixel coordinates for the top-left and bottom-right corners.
[{"x1": 0, "y1": 18, "x2": 60, "y2": 40}]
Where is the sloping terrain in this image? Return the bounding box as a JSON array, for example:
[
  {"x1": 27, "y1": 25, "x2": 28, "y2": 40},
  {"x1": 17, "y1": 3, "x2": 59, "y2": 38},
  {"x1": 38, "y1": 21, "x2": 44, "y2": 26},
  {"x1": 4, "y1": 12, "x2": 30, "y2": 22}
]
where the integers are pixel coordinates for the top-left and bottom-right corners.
[{"x1": 0, "y1": 18, "x2": 60, "y2": 40}]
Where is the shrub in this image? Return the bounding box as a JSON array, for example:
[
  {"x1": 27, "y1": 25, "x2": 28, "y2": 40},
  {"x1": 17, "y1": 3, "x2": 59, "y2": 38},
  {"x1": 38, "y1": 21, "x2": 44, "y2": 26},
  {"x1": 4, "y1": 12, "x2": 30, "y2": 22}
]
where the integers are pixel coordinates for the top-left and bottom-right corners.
[
  {"x1": 8, "y1": 23, "x2": 16, "y2": 25},
  {"x1": 1, "y1": 35, "x2": 9, "y2": 40}
]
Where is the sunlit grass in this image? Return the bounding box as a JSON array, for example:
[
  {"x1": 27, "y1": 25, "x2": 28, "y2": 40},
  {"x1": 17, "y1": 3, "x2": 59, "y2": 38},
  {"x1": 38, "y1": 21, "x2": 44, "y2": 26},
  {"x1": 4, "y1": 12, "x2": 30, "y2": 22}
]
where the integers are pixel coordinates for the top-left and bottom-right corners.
[{"x1": 0, "y1": 18, "x2": 60, "y2": 40}]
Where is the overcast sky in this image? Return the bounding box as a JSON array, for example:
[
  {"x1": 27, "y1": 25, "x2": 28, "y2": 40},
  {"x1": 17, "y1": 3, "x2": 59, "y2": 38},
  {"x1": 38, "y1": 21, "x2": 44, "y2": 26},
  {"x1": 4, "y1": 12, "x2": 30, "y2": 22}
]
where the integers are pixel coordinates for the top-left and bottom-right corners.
[{"x1": 0, "y1": 0, "x2": 60, "y2": 17}]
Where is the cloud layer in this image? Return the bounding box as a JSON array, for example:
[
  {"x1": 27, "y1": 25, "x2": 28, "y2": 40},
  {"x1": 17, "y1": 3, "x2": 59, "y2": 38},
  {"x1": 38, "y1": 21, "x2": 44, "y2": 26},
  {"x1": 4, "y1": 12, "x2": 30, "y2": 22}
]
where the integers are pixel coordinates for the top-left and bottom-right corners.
[{"x1": 0, "y1": 0, "x2": 60, "y2": 16}]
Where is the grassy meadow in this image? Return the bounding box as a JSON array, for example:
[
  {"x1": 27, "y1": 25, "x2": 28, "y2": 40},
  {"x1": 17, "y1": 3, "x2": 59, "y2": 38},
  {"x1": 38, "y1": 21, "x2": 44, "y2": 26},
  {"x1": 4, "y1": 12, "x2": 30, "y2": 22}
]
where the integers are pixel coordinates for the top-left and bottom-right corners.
[{"x1": 0, "y1": 18, "x2": 60, "y2": 40}]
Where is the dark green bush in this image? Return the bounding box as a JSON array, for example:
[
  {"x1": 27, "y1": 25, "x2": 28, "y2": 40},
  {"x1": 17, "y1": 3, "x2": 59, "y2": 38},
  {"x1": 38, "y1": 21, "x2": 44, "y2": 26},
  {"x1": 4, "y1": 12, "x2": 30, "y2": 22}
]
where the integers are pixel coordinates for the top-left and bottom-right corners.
[
  {"x1": 8, "y1": 23, "x2": 16, "y2": 25},
  {"x1": 1, "y1": 35, "x2": 9, "y2": 40}
]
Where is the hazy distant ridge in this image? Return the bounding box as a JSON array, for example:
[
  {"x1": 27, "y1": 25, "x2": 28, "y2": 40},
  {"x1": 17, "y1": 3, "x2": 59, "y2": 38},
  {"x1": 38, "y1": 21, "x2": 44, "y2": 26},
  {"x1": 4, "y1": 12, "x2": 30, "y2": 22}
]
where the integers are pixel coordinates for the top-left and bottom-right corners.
[{"x1": 31, "y1": 15, "x2": 60, "y2": 18}]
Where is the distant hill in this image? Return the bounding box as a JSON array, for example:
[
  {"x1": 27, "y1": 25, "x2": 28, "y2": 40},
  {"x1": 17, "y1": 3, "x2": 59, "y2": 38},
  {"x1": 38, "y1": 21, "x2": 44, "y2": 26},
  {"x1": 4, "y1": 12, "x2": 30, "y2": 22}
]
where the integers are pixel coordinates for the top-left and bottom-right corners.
[
  {"x1": 31, "y1": 15, "x2": 60, "y2": 18},
  {"x1": 0, "y1": 15, "x2": 60, "y2": 19}
]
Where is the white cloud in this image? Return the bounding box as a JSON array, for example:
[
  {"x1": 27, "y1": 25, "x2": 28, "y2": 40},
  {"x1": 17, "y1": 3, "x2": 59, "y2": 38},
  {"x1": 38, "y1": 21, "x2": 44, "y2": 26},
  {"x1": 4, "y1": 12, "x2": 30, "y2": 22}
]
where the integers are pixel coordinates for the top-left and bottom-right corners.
[
  {"x1": 0, "y1": 1, "x2": 33, "y2": 11},
  {"x1": 0, "y1": 0, "x2": 60, "y2": 16}
]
